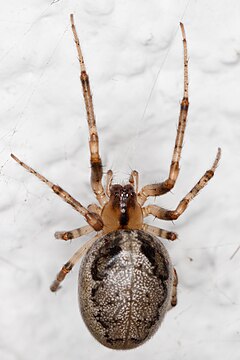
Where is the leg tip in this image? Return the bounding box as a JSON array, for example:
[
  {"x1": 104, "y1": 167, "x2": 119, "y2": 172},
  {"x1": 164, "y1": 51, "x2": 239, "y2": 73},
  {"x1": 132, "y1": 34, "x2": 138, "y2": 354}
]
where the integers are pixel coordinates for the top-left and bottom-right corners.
[
  {"x1": 50, "y1": 281, "x2": 61, "y2": 292},
  {"x1": 168, "y1": 232, "x2": 178, "y2": 241}
]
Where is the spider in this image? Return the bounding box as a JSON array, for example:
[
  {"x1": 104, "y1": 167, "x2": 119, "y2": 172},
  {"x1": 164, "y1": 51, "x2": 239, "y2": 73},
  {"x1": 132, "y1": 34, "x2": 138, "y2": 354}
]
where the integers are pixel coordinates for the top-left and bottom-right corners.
[{"x1": 11, "y1": 15, "x2": 221, "y2": 298}]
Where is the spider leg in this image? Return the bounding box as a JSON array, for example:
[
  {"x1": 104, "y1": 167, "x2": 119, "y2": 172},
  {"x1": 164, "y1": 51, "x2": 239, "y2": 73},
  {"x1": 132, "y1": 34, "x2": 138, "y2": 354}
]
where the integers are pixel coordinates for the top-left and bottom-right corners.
[
  {"x1": 70, "y1": 14, "x2": 107, "y2": 207},
  {"x1": 142, "y1": 223, "x2": 177, "y2": 241},
  {"x1": 143, "y1": 148, "x2": 221, "y2": 221},
  {"x1": 50, "y1": 231, "x2": 102, "y2": 292},
  {"x1": 168, "y1": 268, "x2": 178, "y2": 309},
  {"x1": 105, "y1": 170, "x2": 113, "y2": 197},
  {"x1": 129, "y1": 170, "x2": 139, "y2": 193},
  {"x1": 87, "y1": 203, "x2": 102, "y2": 215},
  {"x1": 138, "y1": 23, "x2": 189, "y2": 206},
  {"x1": 55, "y1": 224, "x2": 94, "y2": 241},
  {"x1": 11, "y1": 154, "x2": 103, "y2": 231}
]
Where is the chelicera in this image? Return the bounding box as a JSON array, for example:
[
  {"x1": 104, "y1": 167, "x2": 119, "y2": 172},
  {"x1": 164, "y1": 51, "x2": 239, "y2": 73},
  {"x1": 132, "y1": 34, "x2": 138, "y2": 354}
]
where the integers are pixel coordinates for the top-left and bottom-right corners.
[{"x1": 11, "y1": 15, "x2": 221, "y2": 350}]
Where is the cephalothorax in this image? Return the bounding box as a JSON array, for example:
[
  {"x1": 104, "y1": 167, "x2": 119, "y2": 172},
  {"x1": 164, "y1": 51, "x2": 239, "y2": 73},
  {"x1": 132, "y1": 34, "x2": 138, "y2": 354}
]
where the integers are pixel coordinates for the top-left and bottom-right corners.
[{"x1": 11, "y1": 15, "x2": 221, "y2": 350}]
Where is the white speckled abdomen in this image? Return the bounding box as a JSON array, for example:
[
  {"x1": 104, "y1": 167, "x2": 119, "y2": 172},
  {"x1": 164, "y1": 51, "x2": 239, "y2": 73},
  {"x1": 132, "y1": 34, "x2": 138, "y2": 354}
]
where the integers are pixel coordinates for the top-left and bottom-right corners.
[{"x1": 79, "y1": 230, "x2": 173, "y2": 350}]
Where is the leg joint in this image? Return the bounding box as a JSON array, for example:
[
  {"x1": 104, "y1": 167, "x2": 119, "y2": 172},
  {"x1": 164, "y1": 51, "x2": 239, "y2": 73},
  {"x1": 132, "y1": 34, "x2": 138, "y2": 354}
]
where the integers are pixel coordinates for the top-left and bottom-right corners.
[
  {"x1": 165, "y1": 210, "x2": 179, "y2": 220},
  {"x1": 85, "y1": 212, "x2": 103, "y2": 231}
]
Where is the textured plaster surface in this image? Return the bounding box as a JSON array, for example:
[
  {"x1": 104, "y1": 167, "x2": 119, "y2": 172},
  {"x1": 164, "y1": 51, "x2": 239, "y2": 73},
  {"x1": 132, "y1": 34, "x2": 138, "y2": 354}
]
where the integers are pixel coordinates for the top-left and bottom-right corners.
[{"x1": 1, "y1": 0, "x2": 240, "y2": 359}]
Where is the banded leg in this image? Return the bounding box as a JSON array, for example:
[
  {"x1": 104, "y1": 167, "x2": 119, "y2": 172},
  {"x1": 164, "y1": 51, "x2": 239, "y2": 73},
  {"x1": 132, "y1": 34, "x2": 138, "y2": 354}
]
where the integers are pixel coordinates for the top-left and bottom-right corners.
[
  {"x1": 70, "y1": 14, "x2": 107, "y2": 207},
  {"x1": 50, "y1": 232, "x2": 102, "y2": 292},
  {"x1": 106, "y1": 170, "x2": 113, "y2": 197},
  {"x1": 11, "y1": 154, "x2": 103, "y2": 231},
  {"x1": 129, "y1": 170, "x2": 139, "y2": 193},
  {"x1": 138, "y1": 23, "x2": 189, "y2": 206},
  {"x1": 55, "y1": 224, "x2": 94, "y2": 241},
  {"x1": 144, "y1": 148, "x2": 221, "y2": 221},
  {"x1": 142, "y1": 223, "x2": 177, "y2": 241},
  {"x1": 169, "y1": 268, "x2": 178, "y2": 309}
]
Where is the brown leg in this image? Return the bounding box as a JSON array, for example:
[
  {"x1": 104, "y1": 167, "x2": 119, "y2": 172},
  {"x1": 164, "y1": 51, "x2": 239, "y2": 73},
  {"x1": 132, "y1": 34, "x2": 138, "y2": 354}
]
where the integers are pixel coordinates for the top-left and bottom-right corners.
[
  {"x1": 70, "y1": 14, "x2": 107, "y2": 207},
  {"x1": 138, "y1": 23, "x2": 189, "y2": 206},
  {"x1": 87, "y1": 203, "x2": 102, "y2": 215},
  {"x1": 170, "y1": 268, "x2": 178, "y2": 308},
  {"x1": 50, "y1": 232, "x2": 102, "y2": 292},
  {"x1": 55, "y1": 224, "x2": 93, "y2": 240},
  {"x1": 105, "y1": 170, "x2": 113, "y2": 197},
  {"x1": 142, "y1": 223, "x2": 177, "y2": 241},
  {"x1": 129, "y1": 170, "x2": 139, "y2": 193},
  {"x1": 11, "y1": 154, "x2": 103, "y2": 231},
  {"x1": 143, "y1": 148, "x2": 221, "y2": 220}
]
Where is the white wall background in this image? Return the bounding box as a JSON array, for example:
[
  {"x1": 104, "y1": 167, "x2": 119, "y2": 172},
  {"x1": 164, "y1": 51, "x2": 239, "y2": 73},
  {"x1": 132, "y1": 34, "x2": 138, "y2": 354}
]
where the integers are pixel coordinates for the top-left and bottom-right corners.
[{"x1": 1, "y1": 0, "x2": 240, "y2": 359}]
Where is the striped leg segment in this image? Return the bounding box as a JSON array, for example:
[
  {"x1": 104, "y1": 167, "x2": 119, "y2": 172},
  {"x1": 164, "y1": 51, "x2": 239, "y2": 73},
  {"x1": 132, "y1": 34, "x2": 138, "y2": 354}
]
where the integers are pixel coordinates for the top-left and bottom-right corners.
[
  {"x1": 11, "y1": 154, "x2": 103, "y2": 231},
  {"x1": 55, "y1": 225, "x2": 93, "y2": 241},
  {"x1": 70, "y1": 14, "x2": 107, "y2": 207},
  {"x1": 143, "y1": 148, "x2": 221, "y2": 221},
  {"x1": 170, "y1": 268, "x2": 178, "y2": 308},
  {"x1": 142, "y1": 223, "x2": 177, "y2": 241},
  {"x1": 138, "y1": 23, "x2": 189, "y2": 206},
  {"x1": 50, "y1": 232, "x2": 102, "y2": 292}
]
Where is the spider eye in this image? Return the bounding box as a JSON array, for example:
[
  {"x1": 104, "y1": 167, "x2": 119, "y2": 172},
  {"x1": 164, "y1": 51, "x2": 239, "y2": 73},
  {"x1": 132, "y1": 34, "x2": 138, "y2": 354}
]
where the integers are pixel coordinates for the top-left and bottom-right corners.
[{"x1": 128, "y1": 188, "x2": 135, "y2": 197}]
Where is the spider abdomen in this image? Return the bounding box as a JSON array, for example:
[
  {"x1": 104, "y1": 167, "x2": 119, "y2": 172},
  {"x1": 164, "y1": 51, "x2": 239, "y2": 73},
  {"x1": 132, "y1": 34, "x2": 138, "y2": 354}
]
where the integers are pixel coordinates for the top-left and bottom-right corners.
[{"x1": 78, "y1": 230, "x2": 173, "y2": 350}]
